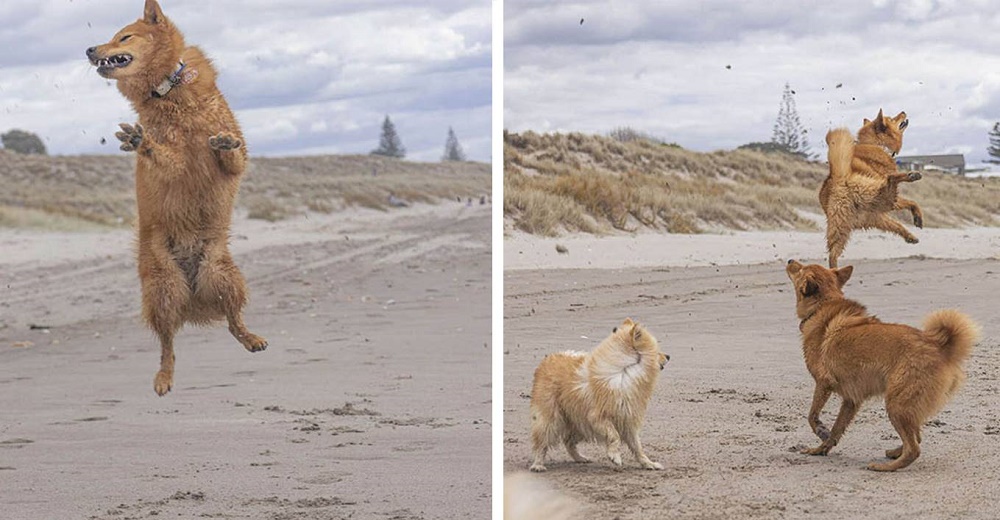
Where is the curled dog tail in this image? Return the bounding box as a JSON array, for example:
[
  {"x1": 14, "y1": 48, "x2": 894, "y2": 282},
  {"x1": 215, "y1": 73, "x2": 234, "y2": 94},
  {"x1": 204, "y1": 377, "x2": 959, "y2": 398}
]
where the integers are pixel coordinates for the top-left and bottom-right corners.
[
  {"x1": 923, "y1": 309, "x2": 980, "y2": 364},
  {"x1": 825, "y1": 128, "x2": 854, "y2": 182}
]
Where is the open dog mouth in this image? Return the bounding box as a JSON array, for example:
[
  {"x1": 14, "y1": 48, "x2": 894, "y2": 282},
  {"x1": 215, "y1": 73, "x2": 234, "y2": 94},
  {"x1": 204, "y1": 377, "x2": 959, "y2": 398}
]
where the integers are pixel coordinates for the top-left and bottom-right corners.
[
  {"x1": 900, "y1": 119, "x2": 909, "y2": 131},
  {"x1": 94, "y1": 54, "x2": 133, "y2": 75}
]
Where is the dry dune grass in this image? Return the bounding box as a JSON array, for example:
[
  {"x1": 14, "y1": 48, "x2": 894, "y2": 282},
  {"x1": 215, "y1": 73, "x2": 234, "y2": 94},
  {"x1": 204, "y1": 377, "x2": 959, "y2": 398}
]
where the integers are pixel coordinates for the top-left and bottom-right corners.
[
  {"x1": 0, "y1": 150, "x2": 490, "y2": 228},
  {"x1": 504, "y1": 131, "x2": 1000, "y2": 236}
]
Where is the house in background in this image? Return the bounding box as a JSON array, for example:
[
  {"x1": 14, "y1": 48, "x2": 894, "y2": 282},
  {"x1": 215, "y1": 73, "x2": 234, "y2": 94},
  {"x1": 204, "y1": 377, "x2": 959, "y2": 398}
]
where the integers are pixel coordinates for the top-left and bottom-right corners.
[{"x1": 896, "y1": 154, "x2": 966, "y2": 176}]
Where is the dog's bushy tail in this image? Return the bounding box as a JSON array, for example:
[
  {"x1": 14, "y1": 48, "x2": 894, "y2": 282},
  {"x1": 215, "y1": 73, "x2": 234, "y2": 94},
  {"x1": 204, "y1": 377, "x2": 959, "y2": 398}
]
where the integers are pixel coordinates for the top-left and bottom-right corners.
[
  {"x1": 825, "y1": 128, "x2": 854, "y2": 182},
  {"x1": 923, "y1": 309, "x2": 980, "y2": 364}
]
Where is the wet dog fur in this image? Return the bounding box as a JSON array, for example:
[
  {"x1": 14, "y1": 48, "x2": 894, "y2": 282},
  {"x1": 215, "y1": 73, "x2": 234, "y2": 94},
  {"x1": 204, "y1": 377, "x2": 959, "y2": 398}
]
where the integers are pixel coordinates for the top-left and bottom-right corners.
[
  {"x1": 820, "y1": 109, "x2": 924, "y2": 268},
  {"x1": 87, "y1": 0, "x2": 267, "y2": 395}
]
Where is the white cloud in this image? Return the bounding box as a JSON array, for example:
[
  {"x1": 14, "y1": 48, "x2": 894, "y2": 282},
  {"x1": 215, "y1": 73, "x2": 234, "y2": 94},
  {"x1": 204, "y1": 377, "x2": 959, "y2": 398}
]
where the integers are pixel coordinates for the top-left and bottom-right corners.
[
  {"x1": 0, "y1": 0, "x2": 490, "y2": 161},
  {"x1": 505, "y1": 0, "x2": 1000, "y2": 164}
]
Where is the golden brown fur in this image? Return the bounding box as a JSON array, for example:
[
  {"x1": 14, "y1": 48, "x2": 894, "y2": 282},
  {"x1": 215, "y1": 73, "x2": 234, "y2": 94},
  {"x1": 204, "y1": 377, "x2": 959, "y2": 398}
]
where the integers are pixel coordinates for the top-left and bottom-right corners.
[
  {"x1": 785, "y1": 260, "x2": 980, "y2": 471},
  {"x1": 87, "y1": 0, "x2": 266, "y2": 396},
  {"x1": 820, "y1": 109, "x2": 924, "y2": 267},
  {"x1": 529, "y1": 318, "x2": 669, "y2": 472}
]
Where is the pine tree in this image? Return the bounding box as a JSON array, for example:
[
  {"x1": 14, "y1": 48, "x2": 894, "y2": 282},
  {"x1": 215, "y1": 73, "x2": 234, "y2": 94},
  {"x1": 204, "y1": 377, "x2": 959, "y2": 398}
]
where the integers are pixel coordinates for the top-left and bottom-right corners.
[
  {"x1": 987, "y1": 122, "x2": 1000, "y2": 164},
  {"x1": 442, "y1": 127, "x2": 467, "y2": 162},
  {"x1": 771, "y1": 83, "x2": 810, "y2": 158},
  {"x1": 371, "y1": 115, "x2": 406, "y2": 158}
]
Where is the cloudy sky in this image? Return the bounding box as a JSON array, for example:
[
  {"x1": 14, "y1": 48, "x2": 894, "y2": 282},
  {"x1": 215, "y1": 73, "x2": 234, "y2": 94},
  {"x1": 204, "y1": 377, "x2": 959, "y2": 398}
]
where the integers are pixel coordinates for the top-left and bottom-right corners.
[
  {"x1": 505, "y1": 0, "x2": 1000, "y2": 167},
  {"x1": 0, "y1": 0, "x2": 491, "y2": 161}
]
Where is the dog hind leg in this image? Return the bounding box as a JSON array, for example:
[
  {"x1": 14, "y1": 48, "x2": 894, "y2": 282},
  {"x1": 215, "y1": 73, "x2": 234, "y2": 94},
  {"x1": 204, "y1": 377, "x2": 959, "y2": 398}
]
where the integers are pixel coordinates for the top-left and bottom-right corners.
[
  {"x1": 563, "y1": 431, "x2": 590, "y2": 463},
  {"x1": 140, "y1": 250, "x2": 190, "y2": 396},
  {"x1": 869, "y1": 412, "x2": 921, "y2": 471},
  {"x1": 195, "y1": 245, "x2": 267, "y2": 352},
  {"x1": 867, "y1": 214, "x2": 918, "y2": 244}
]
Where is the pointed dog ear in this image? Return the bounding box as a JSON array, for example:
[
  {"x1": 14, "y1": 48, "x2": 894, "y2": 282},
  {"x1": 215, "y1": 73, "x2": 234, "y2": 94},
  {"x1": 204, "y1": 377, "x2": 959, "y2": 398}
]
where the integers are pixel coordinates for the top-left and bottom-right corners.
[
  {"x1": 144, "y1": 0, "x2": 164, "y2": 24},
  {"x1": 802, "y1": 280, "x2": 819, "y2": 297},
  {"x1": 835, "y1": 265, "x2": 854, "y2": 287},
  {"x1": 874, "y1": 109, "x2": 887, "y2": 131},
  {"x1": 631, "y1": 324, "x2": 643, "y2": 343}
]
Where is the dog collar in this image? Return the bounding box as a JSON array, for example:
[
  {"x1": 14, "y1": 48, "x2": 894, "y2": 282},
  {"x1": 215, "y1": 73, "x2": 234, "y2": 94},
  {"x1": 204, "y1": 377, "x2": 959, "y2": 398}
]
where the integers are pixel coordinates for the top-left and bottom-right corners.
[
  {"x1": 799, "y1": 310, "x2": 818, "y2": 332},
  {"x1": 152, "y1": 61, "x2": 186, "y2": 98}
]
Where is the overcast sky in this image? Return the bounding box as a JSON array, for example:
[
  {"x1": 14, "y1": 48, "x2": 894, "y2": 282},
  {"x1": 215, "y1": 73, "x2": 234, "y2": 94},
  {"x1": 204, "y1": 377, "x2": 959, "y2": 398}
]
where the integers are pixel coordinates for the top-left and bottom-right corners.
[
  {"x1": 0, "y1": 0, "x2": 490, "y2": 161},
  {"x1": 505, "y1": 0, "x2": 1000, "y2": 167}
]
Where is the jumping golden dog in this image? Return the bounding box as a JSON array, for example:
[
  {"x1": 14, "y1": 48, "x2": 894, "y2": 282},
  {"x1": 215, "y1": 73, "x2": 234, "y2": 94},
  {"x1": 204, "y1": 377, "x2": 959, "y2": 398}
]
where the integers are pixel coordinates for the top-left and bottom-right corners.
[
  {"x1": 87, "y1": 0, "x2": 267, "y2": 395},
  {"x1": 821, "y1": 109, "x2": 924, "y2": 268}
]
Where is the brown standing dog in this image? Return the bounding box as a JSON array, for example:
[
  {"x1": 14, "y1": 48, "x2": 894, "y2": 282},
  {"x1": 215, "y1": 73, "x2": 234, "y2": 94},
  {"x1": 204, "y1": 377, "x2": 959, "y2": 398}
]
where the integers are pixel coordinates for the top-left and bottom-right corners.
[
  {"x1": 529, "y1": 318, "x2": 669, "y2": 472},
  {"x1": 785, "y1": 260, "x2": 979, "y2": 471},
  {"x1": 87, "y1": 0, "x2": 267, "y2": 395},
  {"x1": 820, "y1": 109, "x2": 924, "y2": 267}
]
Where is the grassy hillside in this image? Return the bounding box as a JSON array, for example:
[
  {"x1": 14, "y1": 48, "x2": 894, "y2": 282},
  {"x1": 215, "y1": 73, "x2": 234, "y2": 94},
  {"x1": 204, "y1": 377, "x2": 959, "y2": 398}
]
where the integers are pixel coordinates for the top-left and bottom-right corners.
[
  {"x1": 0, "y1": 150, "x2": 490, "y2": 229},
  {"x1": 503, "y1": 131, "x2": 1000, "y2": 236}
]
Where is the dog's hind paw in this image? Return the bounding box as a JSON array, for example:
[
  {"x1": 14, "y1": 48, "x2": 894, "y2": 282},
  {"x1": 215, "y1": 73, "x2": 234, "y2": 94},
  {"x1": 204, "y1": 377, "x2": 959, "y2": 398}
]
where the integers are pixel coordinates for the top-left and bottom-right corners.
[
  {"x1": 905, "y1": 236, "x2": 919, "y2": 244},
  {"x1": 642, "y1": 461, "x2": 664, "y2": 470},
  {"x1": 153, "y1": 370, "x2": 172, "y2": 396},
  {"x1": 885, "y1": 446, "x2": 903, "y2": 459},
  {"x1": 115, "y1": 122, "x2": 143, "y2": 152},
  {"x1": 209, "y1": 132, "x2": 242, "y2": 151},
  {"x1": 240, "y1": 333, "x2": 268, "y2": 353},
  {"x1": 866, "y1": 461, "x2": 899, "y2": 472},
  {"x1": 913, "y1": 215, "x2": 923, "y2": 228},
  {"x1": 529, "y1": 463, "x2": 547, "y2": 472}
]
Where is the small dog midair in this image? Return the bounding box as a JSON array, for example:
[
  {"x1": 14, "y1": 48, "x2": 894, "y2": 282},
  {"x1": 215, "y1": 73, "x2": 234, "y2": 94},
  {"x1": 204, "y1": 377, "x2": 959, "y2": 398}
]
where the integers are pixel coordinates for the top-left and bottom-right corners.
[
  {"x1": 821, "y1": 109, "x2": 924, "y2": 268},
  {"x1": 785, "y1": 260, "x2": 979, "y2": 471},
  {"x1": 87, "y1": 0, "x2": 267, "y2": 395},
  {"x1": 529, "y1": 318, "x2": 669, "y2": 472}
]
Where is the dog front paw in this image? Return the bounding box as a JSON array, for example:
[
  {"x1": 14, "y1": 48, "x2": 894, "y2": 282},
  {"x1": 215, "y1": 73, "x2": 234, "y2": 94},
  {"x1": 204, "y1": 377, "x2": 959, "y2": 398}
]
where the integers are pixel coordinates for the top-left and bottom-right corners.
[
  {"x1": 608, "y1": 452, "x2": 623, "y2": 466},
  {"x1": 913, "y1": 214, "x2": 923, "y2": 228},
  {"x1": 115, "y1": 122, "x2": 143, "y2": 152},
  {"x1": 209, "y1": 132, "x2": 242, "y2": 151},
  {"x1": 800, "y1": 443, "x2": 831, "y2": 456},
  {"x1": 642, "y1": 461, "x2": 664, "y2": 470},
  {"x1": 905, "y1": 236, "x2": 919, "y2": 244},
  {"x1": 529, "y1": 463, "x2": 547, "y2": 473},
  {"x1": 907, "y1": 171, "x2": 922, "y2": 182}
]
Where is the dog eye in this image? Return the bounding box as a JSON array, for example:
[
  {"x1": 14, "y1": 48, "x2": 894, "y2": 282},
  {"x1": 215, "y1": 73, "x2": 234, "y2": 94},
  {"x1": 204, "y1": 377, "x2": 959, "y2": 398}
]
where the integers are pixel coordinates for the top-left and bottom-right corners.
[{"x1": 119, "y1": 35, "x2": 132, "y2": 42}]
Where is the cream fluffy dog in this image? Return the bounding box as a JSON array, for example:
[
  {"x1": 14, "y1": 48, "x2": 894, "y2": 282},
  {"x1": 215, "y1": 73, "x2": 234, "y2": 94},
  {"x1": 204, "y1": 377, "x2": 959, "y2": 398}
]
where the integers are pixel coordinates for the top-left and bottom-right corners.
[{"x1": 529, "y1": 318, "x2": 668, "y2": 471}]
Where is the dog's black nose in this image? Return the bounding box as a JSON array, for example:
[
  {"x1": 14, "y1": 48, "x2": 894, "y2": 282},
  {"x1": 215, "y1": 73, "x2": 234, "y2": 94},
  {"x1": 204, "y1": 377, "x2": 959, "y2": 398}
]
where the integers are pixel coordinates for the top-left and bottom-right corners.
[
  {"x1": 787, "y1": 259, "x2": 795, "y2": 265},
  {"x1": 665, "y1": 354, "x2": 670, "y2": 361},
  {"x1": 86, "y1": 47, "x2": 97, "y2": 58}
]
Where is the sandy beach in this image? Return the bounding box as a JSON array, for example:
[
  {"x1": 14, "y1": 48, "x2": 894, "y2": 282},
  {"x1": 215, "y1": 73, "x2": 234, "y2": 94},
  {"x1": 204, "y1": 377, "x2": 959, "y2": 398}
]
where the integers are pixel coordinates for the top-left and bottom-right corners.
[
  {"x1": 503, "y1": 229, "x2": 1000, "y2": 519},
  {"x1": 0, "y1": 203, "x2": 491, "y2": 519}
]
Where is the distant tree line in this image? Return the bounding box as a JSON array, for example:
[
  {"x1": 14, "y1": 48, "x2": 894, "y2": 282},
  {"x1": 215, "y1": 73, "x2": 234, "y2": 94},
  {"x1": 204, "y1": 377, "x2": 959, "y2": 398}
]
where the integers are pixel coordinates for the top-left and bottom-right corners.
[
  {"x1": 370, "y1": 115, "x2": 468, "y2": 162},
  {"x1": 1, "y1": 129, "x2": 46, "y2": 155}
]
